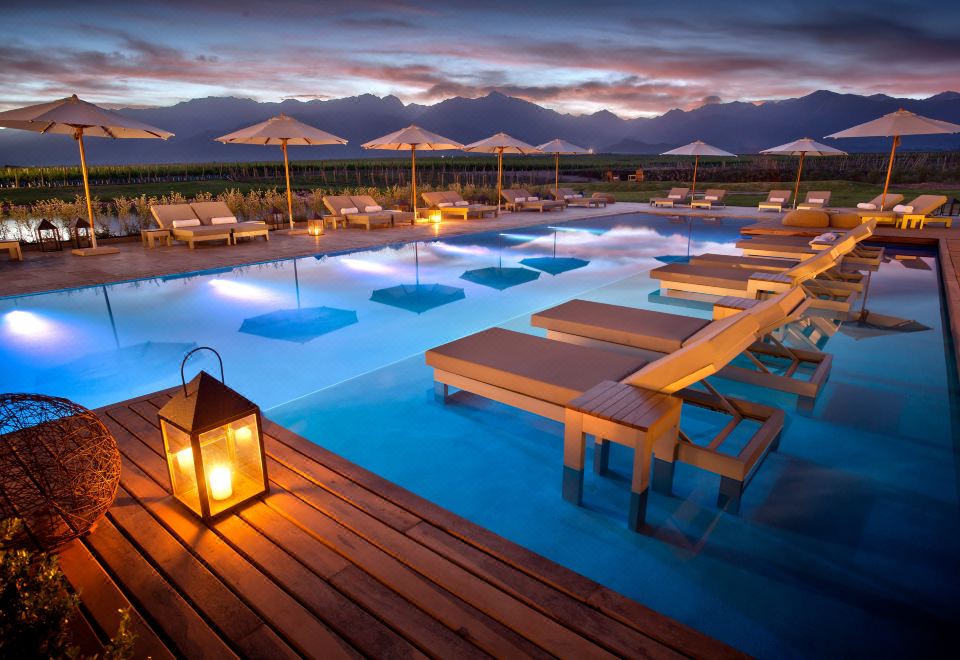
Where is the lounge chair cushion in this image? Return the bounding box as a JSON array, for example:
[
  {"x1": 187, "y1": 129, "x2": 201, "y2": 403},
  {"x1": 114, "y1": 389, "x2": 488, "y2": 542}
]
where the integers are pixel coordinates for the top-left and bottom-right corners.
[
  {"x1": 455, "y1": 201, "x2": 469, "y2": 207},
  {"x1": 893, "y1": 204, "x2": 913, "y2": 213},
  {"x1": 341, "y1": 207, "x2": 359, "y2": 215},
  {"x1": 365, "y1": 205, "x2": 382, "y2": 213},
  {"x1": 426, "y1": 327, "x2": 647, "y2": 405},
  {"x1": 514, "y1": 197, "x2": 526, "y2": 203},
  {"x1": 172, "y1": 218, "x2": 201, "y2": 228},
  {"x1": 857, "y1": 202, "x2": 877, "y2": 210},
  {"x1": 705, "y1": 195, "x2": 719, "y2": 201},
  {"x1": 438, "y1": 202, "x2": 453, "y2": 208},
  {"x1": 829, "y1": 212, "x2": 862, "y2": 229},
  {"x1": 531, "y1": 300, "x2": 710, "y2": 354},
  {"x1": 211, "y1": 216, "x2": 237, "y2": 225},
  {"x1": 782, "y1": 210, "x2": 829, "y2": 228},
  {"x1": 650, "y1": 263, "x2": 751, "y2": 291}
]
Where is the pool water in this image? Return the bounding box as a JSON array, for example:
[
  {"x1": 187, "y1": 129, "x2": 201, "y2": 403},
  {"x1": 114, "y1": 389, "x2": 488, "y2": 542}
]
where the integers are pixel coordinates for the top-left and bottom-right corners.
[{"x1": 2, "y1": 213, "x2": 958, "y2": 658}]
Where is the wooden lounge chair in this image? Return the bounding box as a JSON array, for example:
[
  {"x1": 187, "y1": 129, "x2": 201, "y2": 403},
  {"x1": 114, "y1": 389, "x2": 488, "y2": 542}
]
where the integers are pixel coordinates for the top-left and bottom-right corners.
[
  {"x1": 735, "y1": 219, "x2": 883, "y2": 267},
  {"x1": 688, "y1": 253, "x2": 865, "y2": 292},
  {"x1": 532, "y1": 288, "x2": 829, "y2": 401},
  {"x1": 758, "y1": 190, "x2": 791, "y2": 212},
  {"x1": 859, "y1": 194, "x2": 949, "y2": 229},
  {"x1": 190, "y1": 201, "x2": 268, "y2": 243},
  {"x1": 854, "y1": 193, "x2": 904, "y2": 214},
  {"x1": 322, "y1": 195, "x2": 393, "y2": 230},
  {"x1": 690, "y1": 189, "x2": 726, "y2": 209},
  {"x1": 351, "y1": 195, "x2": 415, "y2": 226},
  {"x1": 797, "y1": 191, "x2": 831, "y2": 210},
  {"x1": 650, "y1": 188, "x2": 689, "y2": 208},
  {"x1": 150, "y1": 204, "x2": 233, "y2": 249},
  {"x1": 443, "y1": 190, "x2": 498, "y2": 218},
  {"x1": 1, "y1": 240, "x2": 23, "y2": 261},
  {"x1": 553, "y1": 188, "x2": 606, "y2": 208},
  {"x1": 500, "y1": 189, "x2": 564, "y2": 213},
  {"x1": 427, "y1": 294, "x2": 796, "y2": 521}
]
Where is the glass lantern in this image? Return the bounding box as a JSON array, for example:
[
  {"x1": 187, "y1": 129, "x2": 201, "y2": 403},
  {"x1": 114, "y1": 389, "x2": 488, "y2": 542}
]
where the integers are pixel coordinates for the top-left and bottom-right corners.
[
  {"x1": 428, "y1": 210, "x2": 442, "y2": 224},
  {"x1": 307, "y1": 217, "x2": 325, "y2": 236},
  {"x1": 36, "y1": 219, "x2": 63, "y2": 252},
  {"x1": 69, "y1": 217, "x2": 92, "y2": 249},
  {"x1": 158, "y1": 348, "x2": 268, "y2": 519}
]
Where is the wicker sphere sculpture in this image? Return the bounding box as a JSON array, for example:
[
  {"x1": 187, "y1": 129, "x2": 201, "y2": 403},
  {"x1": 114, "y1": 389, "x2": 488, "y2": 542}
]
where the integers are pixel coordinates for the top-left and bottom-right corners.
[{"x1": 0, "y1": 393, "x2": 121, "y2": 550}]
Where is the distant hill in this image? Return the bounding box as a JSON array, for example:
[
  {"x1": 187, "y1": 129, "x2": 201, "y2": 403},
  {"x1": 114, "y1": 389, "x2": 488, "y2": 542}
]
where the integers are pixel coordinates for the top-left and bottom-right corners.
[{"x1": 0, "y1": 89, "x2": 957, "y2": 166}]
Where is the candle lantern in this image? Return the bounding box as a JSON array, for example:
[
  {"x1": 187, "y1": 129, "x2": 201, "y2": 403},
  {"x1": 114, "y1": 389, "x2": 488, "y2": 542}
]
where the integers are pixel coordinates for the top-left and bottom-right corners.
[
  {"x1": 307, "y1": 217, "x2": 325, "y2": 236},
  {"x1": 36, "y1": 219, "x2": 63, "y2": 252},
  {"x1": 428, "y1": 210, "x2": 442, "y2": 224},
  {"x1": 69, "y1": 217, "x2": 92, "y2": 249},
  {"x1": 157, "y1": 347, "x2": 268, "y2": 519}
]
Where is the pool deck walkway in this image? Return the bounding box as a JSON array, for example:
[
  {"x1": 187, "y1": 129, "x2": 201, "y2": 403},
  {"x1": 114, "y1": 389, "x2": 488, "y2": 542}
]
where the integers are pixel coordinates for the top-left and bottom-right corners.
[{"x1": 59, "y1": 388, "x2": 742, "y2": 659}]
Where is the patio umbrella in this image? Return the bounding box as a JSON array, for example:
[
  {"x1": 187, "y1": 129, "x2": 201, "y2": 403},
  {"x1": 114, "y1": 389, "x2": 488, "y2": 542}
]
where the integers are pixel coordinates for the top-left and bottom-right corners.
[
  {"x1": 370, "y1": 243, "x2": 465, "y2": 314},
  {"x1": 519, "y1": 231, "x2": 590, "y2": 276},
  {"x1": 536, "y1": 139, "x2": 590, "y2": 199},
  {"x1": 661, "y1": 141, "x2": 736, "y2": 198},
  {"x1": 362, "y1": 126, "x2": 463, "y2": 217},
  {"x1": 216, "y1": 114, "x2": 346, "y2": 231},
  {"x1": 0, "y1": 95, "x2": 173, "y2": 256},
  {"x1": 827, "y1": 109, "x2": 960, "y2": 210},
  {"x1": 760, "y1": 138, "x2": 847, "y2": 209},
  {"x1": 460, "y1": 234, "x2": 540, "y2": 290},
  {"x1": 463, "y1": 133, "x2": 542, "y2": 211}
]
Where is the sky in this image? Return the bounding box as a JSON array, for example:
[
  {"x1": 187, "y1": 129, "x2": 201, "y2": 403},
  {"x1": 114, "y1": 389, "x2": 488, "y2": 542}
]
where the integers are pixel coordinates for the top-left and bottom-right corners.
[{"x1": 1, "y1": 0, "x2": 957, "y2": 118}]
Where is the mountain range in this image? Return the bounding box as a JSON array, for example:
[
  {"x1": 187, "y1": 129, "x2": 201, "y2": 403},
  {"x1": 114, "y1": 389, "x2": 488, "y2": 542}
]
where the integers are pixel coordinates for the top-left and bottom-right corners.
[{"x1": 1, "y1": 90, "x2": 958, "y2": 166}]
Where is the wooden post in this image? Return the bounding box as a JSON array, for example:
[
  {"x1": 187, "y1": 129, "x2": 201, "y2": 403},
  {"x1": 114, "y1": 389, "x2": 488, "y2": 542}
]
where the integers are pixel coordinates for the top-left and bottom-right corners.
[
  {"x1": 554, "y1": 152, "x2": 560, "y2": 199},
  {"x1": 880, "y1": 135, "x2": 899, "y2": 211},
  {"x1": 691, "y1": 154, "x2": 700, "y2": 198},
  {"x1": 497, "y1": 148, "x2": 503, "y2": 212},
  {"x1": 282, "y1": 139, "x2": 294, "y2": 229},
  {"x1": 411, "y1": 144, "x2": 417, "y2": 217},
  {"x1": 74, "y1": 128, "x2": 98, "y2": 250},
  {"x1": 793, "y1": 151, "x2": 805, "y2": 209}
]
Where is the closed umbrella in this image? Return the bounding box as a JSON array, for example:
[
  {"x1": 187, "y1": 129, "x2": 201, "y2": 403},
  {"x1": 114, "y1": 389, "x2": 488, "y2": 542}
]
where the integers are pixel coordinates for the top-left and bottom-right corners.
[
  {"x1": 362, "y1": 126, "x2": 463, "y2": 217},
  {"x1": 216, "y1": 114, "x2": 346, "y2": 231},
  {"x1": 463, "y1": 133, "x2": 542, "y2": 211},
  {"x1": 0, "y1": 95, "x2": 173, "y2": 256},
  {"x1": 536, "y1": 139, "x2": 590, "y2": 199},
  {"x1": 760, "y1": 138, "x2": 846, "y2": 209},
  {"x1": 661, "y1": 141, "x2": 736, "y2": 198},
  {"x1": 827, "y1": 109, "x2": 960, "y2": 210}
]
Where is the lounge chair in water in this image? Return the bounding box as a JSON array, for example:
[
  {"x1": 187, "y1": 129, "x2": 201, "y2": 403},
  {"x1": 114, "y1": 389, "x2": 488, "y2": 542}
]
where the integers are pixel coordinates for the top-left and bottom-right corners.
[
  {"x1": 650, "y1": 187, "x2": 689, "y2": 208},
  {"x1": 427, "y1": 291, "x2": 802, "y2": 525},
  {"x1": 150, "y1": 203, "x2": 233, "y2": 249},
  {"x1": 552, "y1": 187, "x2": 606, "y2": 208},
  {"x1": 758, "y1": 190, "x2": 792, "y2": 212},
  {"x1": 190, "y1": 201, "x2": 269, "y2": 243},
  {"x1": 797, "y1": 191, "x2": 831, "y2": 210},
  {"x1": 322, "y1": 195, "x2": 394, "y2": 230},
  {"x1": 500, "y1": 188, "x2": 565, "y2": 213},
  {"x1": 532, "y1": 287, "x2": 828, "y2": 401},
  {"x1": 690, "y1": 189, "x2": 727, "y2": 209},
  {"x1": 735, "y1": 218, "x2": 883, "y2": 267},
  {"x1": 350, "y1": 194, "x2": 415, "y2": 226},
  {"x1": 859, "y1": 194, "x2": 949, "y2": 229}
]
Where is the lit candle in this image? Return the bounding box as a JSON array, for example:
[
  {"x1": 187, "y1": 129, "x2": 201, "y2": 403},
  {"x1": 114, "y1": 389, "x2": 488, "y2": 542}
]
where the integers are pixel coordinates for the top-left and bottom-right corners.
[
  {"x1": 175, "y1": 447, "x2": 194, "y2": 472},
  {"x1": 234, "y1": 425, "x2": 252, "y2": 443},
  {"x1": 209, "y1": 466, "x2": 233, "y2": 501}
]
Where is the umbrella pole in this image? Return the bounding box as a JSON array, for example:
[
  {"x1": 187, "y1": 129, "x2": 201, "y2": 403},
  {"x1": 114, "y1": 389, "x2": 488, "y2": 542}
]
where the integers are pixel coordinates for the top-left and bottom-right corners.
[
  {"x1": 793, "y1": 152, "x2": 805, "y2": 209},
  {"x1": 497, "y1": 148, "x2": 503, "y2": 212},
  {"x1": 75, "y1": 128, "x2": 98, "y2": 250},
  {"x1": 691, "y1": 155, "x2": 699, "y2": 198},
  {"x1": 880, "y1": 135, "x2": 899, "y2": 211},
  {"x1": 554, "y1": 153, "x2": 559, "y2": 198},
  {"x1": 411, "y1": 145, "x2": 417, "y2": 218},
  {"x1": 282, "y1": 139, "x2": 294, "y2": 230}
]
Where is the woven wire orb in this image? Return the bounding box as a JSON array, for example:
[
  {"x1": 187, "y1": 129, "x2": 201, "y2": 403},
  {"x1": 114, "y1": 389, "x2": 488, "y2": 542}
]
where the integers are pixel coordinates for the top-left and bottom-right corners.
[{"x1": 0, "y1": 394, "x2": 121, "y2": 550}]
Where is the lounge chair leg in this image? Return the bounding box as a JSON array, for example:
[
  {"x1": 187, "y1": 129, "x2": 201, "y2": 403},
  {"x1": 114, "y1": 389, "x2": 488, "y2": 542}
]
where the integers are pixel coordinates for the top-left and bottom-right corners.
[
  {"x1": 628, "y1": 490, "x2": 648, "y2": 532},
  {"x1": 718, "y1": 476, "x2": 743, "y2": 514},
  {"x1": 652, "y1": 458, "x2": 675, "y2": 495},
  {"x1": 433, "y1": 382, "x2": 449, "y2": 403},
  {"x1": 562, "y1": 466, "x2": 584, "y2": 506},
  {"x1": 562, "y1": 410, "x2": 586, "y2": 506},
  {"x1": 593, "y1": 439, "x2": 610, "y2": 475}
]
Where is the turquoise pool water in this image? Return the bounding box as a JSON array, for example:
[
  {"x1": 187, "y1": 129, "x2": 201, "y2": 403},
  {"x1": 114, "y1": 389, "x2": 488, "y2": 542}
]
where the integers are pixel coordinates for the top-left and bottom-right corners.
[{"x1": 2, "y1": 213, "x2": 957, "y2": 657}]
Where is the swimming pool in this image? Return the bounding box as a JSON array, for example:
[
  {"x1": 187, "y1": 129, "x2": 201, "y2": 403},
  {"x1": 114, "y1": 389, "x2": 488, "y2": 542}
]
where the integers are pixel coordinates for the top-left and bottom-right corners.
[{"x1": 2, "y1": 212, "x2": 958, "y2": 657}]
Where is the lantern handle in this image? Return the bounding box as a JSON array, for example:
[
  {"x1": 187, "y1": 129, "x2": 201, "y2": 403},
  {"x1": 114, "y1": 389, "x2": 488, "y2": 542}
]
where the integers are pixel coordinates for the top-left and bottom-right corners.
[{"x1": 180, "y1": 346, "x2": 225, "y2": 396}]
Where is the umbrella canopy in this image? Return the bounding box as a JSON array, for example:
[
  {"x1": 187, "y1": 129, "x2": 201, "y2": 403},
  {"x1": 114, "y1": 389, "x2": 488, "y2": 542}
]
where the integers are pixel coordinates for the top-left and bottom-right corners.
[
  {"x1": 464, "y1": 133, "x2": 542, "y2": 211},
  {"x1": 0, "y1": 95, "x2": 173, "y2": 254},
  {"x1": 761, "y1": 138, "x2": 847, "y2": 209},
  {"x1": 363, "y1": 125, "x2": 463, "y2": 216},
  {"x1": 827, "y1": 109, "x2": 960, "y2": 209},
  {"x1": 239, "y1": 306, "x2": 358, "y2": 343},
  {"x1": 216, "y1": 114, "x2": 346, "y2": 230},
  {"x1": 660, "y1": 140, "x2": 736, "y2": 198},
  {"x1": 536, "y1": 139, "x2": 591, "y2": 197}
]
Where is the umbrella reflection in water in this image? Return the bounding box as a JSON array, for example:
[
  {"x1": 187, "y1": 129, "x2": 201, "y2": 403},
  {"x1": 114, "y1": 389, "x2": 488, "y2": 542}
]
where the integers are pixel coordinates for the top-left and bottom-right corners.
[
  {"x1": 461, "y1": 233, "x2": 541, "y2": 290},
  {"x1": 370, "y1": 243, "x2": 465, "y2": 314},
  {"x1": 519, "y1": 231, "x2": 590, "y2": 276}
]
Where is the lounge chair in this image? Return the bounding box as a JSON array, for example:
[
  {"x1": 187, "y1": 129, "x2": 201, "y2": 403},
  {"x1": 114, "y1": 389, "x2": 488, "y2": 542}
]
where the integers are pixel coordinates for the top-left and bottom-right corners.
[
  {"x1": 859, "y1": 194, "x2": 949, "y2": 229},
  {"x1": 758, "y1": 190, "x2": 791, "y2": 212},
  {"x1": 650, "y1": 188, "x2": 689, "y2": 208},
  {"x1": 428, "y1": 292, "x2": 799, "y2": 520},
  {"x1": 797, "y1": 191, "x2": 831, "y2": 210},
  {"x1": 443, "y1": 190, "x2": 498, "y2": 218},
  {"x1": 322, "y1": 195, "x2": 393, "y2": 230},
  {"x1": 690, "y1": 189, "x2": 727, "y2": 209},
  {"x1": 2, "y1": 240, "x2": 23, "y2": 261},
  {"x1": 650, "y1": 248, "x2": 858, "y2": 316},
  {"x1": 150, "y1": 204, "x2": 232, "y2": 249},
  {"x1": 190, "y1": 201, "x2": 268, "y2": 243},
  {"x1": 351, "y1": 195, "x2": 415, "y2": 226},
  {"x1": 532, "y1": 287, "x2": 829, "y2": 401},
  {"x1": 500, "y1": 189, "x2": 564, "y2": 213},
  {"x1": 552, "y1": 188, "x2": 605, "y2": 208},
  {"x1": 591, "y1": 192, "x2": 616, "y2": 204},
  {"x1": 735, "y1": 218, "x2": 883, "y2": 267},
  {"x1": 421, "y1": 191, "x2": 498, "y2": 219},
  {"x1": 854, "y1": 193, "x2": 904, "y2": 214}
]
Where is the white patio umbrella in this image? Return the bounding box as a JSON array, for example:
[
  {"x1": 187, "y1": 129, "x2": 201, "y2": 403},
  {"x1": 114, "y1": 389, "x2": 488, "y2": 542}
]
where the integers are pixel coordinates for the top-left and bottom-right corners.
[
  {"x1": 463, "y1": 132, "x2": 542, "y2": 210},
  {"x1": 362, "y1": 125, "x2": 463, "y2": 217},
  {"x1": 0, "y1": 94, "x2": 173, "y2": 256},
  {"x1": 827, "y1": 109, "x2": 960, "y2": 210},
  {"x1": 661, "y1": 140, "x2": 736, "y2": 198},
  {"x1": 536, "y1": 139, "x2": 590, "y2": 198},
  {"x1": 216, "y1": 114, "x2": 347, "y2": 231},
  {"x1": 760, "y1": 138, "x2": 847, "y2": 208}
]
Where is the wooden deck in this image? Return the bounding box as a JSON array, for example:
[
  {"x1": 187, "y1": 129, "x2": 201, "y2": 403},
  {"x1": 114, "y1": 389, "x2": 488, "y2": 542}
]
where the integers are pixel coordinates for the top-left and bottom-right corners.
[{"x1": 59, "y1": 389, "x2": 742, "y2": 659}]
